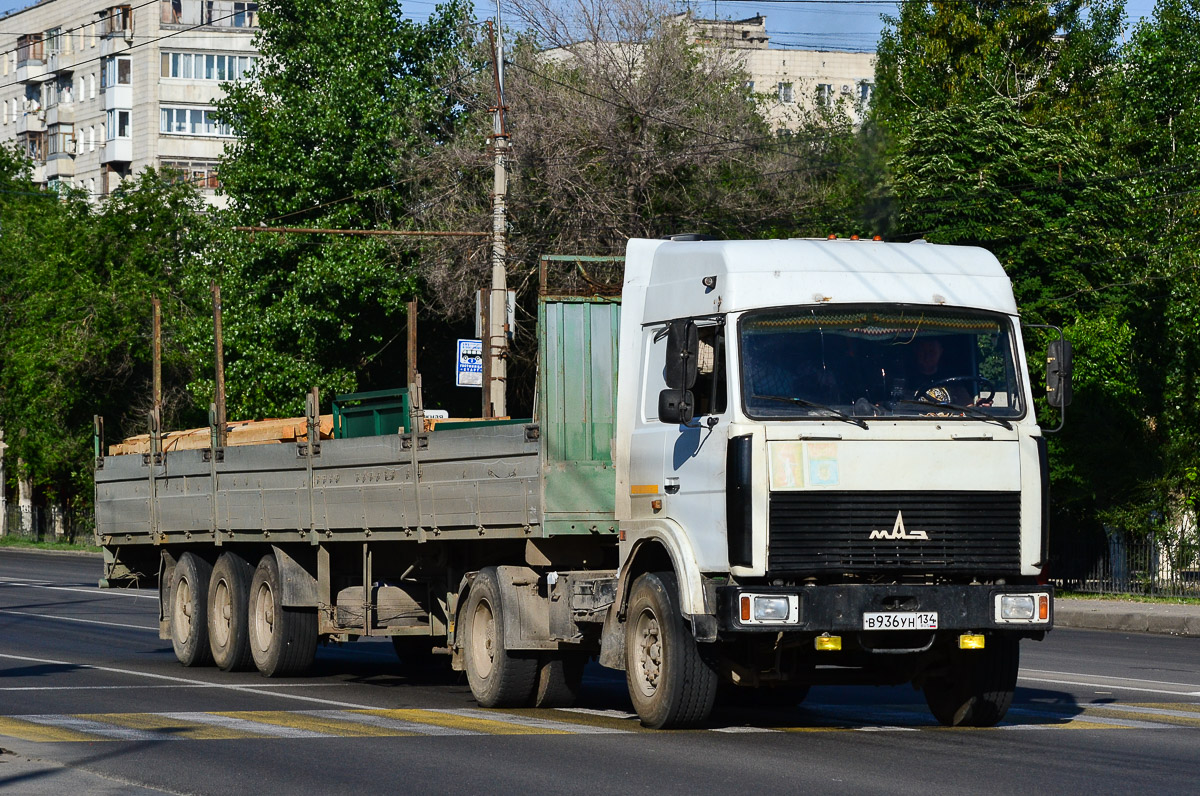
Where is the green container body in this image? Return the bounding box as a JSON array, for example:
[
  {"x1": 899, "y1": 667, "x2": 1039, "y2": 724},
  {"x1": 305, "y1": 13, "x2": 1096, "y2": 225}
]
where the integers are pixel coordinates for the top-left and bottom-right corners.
[
  {"x1": 333, "y1": 388, "x2": 411, "y2": 438},
  {"x1": 538, "y1": 296, "x2": 621, "y2": 535}
]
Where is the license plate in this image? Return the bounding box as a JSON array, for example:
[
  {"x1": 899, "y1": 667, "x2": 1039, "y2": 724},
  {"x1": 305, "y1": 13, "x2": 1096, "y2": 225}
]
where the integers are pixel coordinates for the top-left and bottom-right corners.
[{"x1": 862, "y1": 612, "x2": 938, "y2": 630}]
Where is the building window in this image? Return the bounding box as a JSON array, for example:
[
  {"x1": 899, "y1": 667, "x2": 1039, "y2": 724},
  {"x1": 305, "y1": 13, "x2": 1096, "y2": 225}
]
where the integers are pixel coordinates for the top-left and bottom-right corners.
[
  {"x1": 47, "y1": 124, "x2": 74, "y2": 155},
  {"x1": 102, "y1": 56, "x2": 132, "y2": 89},
  {"x1": 859, "y1": 81, "x2": 874, "y2": 104},
  {"x1": 160, "y1": 106, "x2": 232, "y2": 137},
  {"x1": 17, "y1": 34, "x2": 44, "y2": 65},
  {"x1": 21, "y1": 131, "x2": 46, "y2": 161},
  {"x1": 161, "y1": 0, "x2": 258, "y2": 28},
  {"x1": 162, "y1": 159, "x2": 221, "y2": 189},
  {"x1": 162, "y1": 52, "x2": 256, "y2": 81},
  {"x1": 107, "y1": 109, "x2": 130, "y2": 139},
  {"x1": 45, "y1": 28, "x2": 63, "y2": 55},
  {"x1": 817, "y1": 83, "x2": 833, "y2": 107},
  {"x1": 777, "y1": 82, "x2": 793, "y2": 104},
  {"x1": 99, "y1": 6, "x2": 133, "y2": 38},
  {"x1": 88, "y1": 74, "x2": 97, "y2": 99},
  {"x1": 88, "y1": 126, "x2": 96, "y2": 151}
]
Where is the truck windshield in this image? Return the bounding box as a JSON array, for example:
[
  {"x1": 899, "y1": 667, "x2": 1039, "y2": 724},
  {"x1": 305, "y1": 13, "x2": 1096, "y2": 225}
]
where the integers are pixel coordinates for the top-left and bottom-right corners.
[{"x1": 740, "y1": 306, "x2": 1025, "y2": 421}]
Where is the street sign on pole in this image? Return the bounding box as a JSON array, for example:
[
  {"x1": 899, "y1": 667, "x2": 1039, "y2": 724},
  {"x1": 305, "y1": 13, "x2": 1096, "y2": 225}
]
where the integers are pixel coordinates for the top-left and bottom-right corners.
[{"x1": 456, "y1": 339, "x2": 483, "y2": 388}]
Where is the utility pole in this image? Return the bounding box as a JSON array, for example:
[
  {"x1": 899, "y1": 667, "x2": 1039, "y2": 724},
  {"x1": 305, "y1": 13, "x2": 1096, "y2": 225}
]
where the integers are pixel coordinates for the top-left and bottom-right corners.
[
  {"x1": 212, "y1": 282, "x2": 228, "y2": 449},
  {"x1": 152, "y1": 296, "x2": 162, "y2": 412},
  {"x1": 486, "y1": 10, "x2": 509, "y2": 418}
]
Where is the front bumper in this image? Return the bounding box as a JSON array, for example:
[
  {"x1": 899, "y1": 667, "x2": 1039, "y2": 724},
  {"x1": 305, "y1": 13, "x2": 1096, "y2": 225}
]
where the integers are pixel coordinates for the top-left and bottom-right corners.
[{"x1": 716, "y1": 583, "x2": 1053, "y2": 634}]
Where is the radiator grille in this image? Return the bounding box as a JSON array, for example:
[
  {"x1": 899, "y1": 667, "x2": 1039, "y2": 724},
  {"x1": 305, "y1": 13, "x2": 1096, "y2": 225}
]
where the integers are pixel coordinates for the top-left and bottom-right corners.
[{"x1": 768, "y1": 491, "x2": 1021, "y2": 576}]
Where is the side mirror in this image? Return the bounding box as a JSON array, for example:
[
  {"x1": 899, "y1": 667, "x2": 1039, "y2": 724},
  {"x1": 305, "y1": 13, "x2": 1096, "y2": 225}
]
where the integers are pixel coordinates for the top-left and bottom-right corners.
[
  {"x1": 664, "y1": 320, "x2": 699, "y2": 390},
  {"x1": 658, "y1": 388, "x2": 695, "y2": 424},
  {"x1": 1046, "y1": 339, "x2": 1073, "y2": 408}
]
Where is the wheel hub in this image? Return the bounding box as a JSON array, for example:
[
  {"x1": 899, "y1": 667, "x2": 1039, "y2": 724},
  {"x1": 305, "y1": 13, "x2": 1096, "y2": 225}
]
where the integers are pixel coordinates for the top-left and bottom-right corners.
[{"x1": 634, "y1": 611, "x2": 662, "y2": 696}]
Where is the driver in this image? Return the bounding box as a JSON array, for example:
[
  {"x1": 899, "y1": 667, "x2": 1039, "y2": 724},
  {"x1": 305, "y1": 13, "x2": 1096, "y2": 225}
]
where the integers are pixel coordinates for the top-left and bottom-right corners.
[{"x1": 911, "y1": 338, "x2": 971, "y2": 405}]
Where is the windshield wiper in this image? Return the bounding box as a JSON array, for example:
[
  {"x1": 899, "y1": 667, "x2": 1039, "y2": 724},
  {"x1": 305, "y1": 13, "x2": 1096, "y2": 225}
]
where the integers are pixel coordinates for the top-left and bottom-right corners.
[
  {"x1": 752, "y1": 394, "x2": 869, "y2": 429},
  {"x1": 892, "y1": 399, "x2": 1013, "y2": 430}
]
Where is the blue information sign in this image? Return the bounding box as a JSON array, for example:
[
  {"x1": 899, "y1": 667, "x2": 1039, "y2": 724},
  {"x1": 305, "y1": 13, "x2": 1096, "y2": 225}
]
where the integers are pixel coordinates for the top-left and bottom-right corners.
[{"x1": 456, "y1": 339, "x2": 483, "y2": 388}]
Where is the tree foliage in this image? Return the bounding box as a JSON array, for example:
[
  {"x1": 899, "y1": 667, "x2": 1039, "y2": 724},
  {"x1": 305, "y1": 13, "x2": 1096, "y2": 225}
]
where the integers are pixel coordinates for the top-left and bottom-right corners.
[
  {"x1": 200, "y1": 0, "x2": 473, "y2": 419},
  {"x1": 0, "y1": 149, "x2": 208, "y2": 503},
  {"x1": 873, "y1": 0, "x2": 1200, "y2": 553}
]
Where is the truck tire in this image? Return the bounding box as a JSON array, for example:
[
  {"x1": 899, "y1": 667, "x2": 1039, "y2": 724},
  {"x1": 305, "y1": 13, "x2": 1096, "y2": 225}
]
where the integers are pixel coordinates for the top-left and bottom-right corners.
[
  {"x1": 463, "y1": 567, "x2": 538, "y2": 708},
  {"x1": 624, "y1": 571, "x2": 718, "y2": 729},
  {"x1": 248, "y1": 553, "x2": 318, "y2": 677},
  {"x1": 170, "y1": 553, "x2": 213, "y2": 667},
  {"x1": 924, "y1": 637, "x2": 1019, "y2": 727},
  {"x1": 534, "y1": 653, "x2": 587, "y2": 708},
  {"x1": 207, "y1": 551, "x2": 253, "y2": 671}
]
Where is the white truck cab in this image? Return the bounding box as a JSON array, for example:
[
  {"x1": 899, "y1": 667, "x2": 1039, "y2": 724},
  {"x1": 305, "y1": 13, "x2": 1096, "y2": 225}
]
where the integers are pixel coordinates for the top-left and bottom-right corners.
[{"x1": 608, "y1": 238, "x2": 1058, "y2": 728}]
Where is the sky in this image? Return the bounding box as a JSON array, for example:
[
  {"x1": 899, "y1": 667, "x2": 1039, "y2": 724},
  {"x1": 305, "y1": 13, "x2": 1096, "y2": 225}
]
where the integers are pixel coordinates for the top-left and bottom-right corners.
[{"x1": 0, "y1": 0, "x2": 1164, "y2": 53}]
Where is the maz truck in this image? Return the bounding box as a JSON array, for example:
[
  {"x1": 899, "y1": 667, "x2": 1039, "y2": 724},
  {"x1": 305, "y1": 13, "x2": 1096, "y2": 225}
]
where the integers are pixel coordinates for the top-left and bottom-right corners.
[{"x1": 95, "y1": 237, "x2": 1070, "y2": 729}]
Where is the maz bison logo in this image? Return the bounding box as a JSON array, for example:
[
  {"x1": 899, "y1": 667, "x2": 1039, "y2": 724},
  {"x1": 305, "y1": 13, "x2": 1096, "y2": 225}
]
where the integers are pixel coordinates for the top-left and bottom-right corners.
[{"x1": 868, "y1": 510, "x2": 929, "y2": 541}]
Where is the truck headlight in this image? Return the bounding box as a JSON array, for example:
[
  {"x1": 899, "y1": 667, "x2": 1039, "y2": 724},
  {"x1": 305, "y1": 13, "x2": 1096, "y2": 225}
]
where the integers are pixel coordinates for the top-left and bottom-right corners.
[
  {"x1": 994, "y1": 593, "x2": 1050, "y2": 623},
  {"x1": 738, "y1": 593, "x2": 799, "y2": 625},
  {"x1": 1000, "y1": 595, "x2": 1035, "y2": 620},
  {"x1": 754, "y1": 596, "x2": 791, "y2": 621}
]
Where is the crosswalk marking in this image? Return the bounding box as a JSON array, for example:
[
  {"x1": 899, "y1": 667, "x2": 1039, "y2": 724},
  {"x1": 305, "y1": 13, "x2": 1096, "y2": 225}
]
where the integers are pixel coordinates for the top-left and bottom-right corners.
[
  {"x1": 0, "y1": 702, "x2": 1198, "y2": 744},
  {"x1": 19, "y1": 714, "x2": 177, "y2": 742}
]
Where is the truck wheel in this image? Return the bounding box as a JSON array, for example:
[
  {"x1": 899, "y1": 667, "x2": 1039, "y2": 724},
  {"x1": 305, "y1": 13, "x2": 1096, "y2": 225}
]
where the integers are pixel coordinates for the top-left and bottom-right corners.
[
  {"x1": 463, "y1": 568, "x2": 538, "y2": 708},
  {"x1": 170, "y1": 553, "x2": 213, "y2": 667},
  {"x1": 248, "y1": 553, "x2": 318, "y2": 677},
  {"x1": 624, "y1": 571, "x2": 718, "y2": 729},
  {"x1": 534, "y1": 653, "x2": 587, "y2": 708},
  {"x1": 207, "y1": 552, "x2": 253, "y2": 671},
  {"x1": 924, "y1": 637, "x2": 1019, "y2": 727}
]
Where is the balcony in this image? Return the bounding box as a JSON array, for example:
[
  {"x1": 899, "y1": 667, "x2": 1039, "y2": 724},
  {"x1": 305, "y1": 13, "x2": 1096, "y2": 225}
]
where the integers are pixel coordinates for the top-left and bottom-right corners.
[
  {"x1": 103, "y1": 85, "x2": 133, "y2": 111},
  {"x1": 47, "y1": 50, "x2": 81, "y2": 75},
  {"x1": 45, "y1": 104, "x2": 74, "y2": 126},
  {"x1": 45, "y1": 154, "x2": 76, "y2": 179},
  {"x1": 100, "y1": 36, "x2": 132, "y2": 59},
  {"x1": 16, "y1": 111, "x2": 46, "y2": 134},
  {"x1": 15, "y1": 61, "x2": 46, "y2": 83},
  {"x1": 100, "y1": 138, "x2": 132, "y2": 164}
]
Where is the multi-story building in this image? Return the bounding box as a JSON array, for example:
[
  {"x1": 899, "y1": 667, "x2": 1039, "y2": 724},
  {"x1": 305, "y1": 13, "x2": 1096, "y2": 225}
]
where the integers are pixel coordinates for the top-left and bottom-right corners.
[
  {"x1": 0, "y1": 0, "x2": 258, "y2": 203},
  {"x1": 687, "y1": 14, "x2": 876, "y2": 129}
]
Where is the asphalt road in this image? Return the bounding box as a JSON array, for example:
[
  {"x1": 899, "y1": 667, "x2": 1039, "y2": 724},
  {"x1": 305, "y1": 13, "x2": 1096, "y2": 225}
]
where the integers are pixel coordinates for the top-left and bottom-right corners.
[{"x1": 1, "y1": 549, "x2": 1197, "y2": 795}]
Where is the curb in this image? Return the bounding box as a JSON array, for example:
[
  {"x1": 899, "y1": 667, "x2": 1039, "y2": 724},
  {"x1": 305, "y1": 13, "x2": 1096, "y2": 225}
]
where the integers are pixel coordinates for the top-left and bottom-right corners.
[
  {"x1": 1054, "y1": 600, "x2": 1200, "y2": 637},
  {"x1": 0, "y1": 544, "x2": 101, "y2": 559}
]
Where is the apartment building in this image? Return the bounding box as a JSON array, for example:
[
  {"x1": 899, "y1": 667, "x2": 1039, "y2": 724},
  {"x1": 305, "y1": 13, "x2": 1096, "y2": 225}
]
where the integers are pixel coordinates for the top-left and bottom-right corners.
[
  {"x1": 688, "y1": 14, "x2": 876, "y2": 129},
  {"x1": 0, "y1": 0, "x2": 258, "y2": 203}
]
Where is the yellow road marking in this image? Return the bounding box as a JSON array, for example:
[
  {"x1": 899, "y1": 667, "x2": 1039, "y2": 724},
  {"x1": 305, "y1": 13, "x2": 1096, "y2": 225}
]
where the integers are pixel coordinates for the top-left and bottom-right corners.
[
  {"x1": 360, "y1": 709, "x2": 567, "y2": 735},
  {"x1": 0, "y1": 716, "x2": 99, "y2": 743},
  {"x1": 84, "y1": 712, "x2": 268, "y2": 740}
]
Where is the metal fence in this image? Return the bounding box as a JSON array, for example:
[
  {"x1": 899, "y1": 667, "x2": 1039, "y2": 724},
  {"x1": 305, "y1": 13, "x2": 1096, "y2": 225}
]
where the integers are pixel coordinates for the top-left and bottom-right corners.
[
  {"x1": 1, "y1": 505, "x2": 94, "y2": 544},
  {"x1": 1053, "y1": 530, "x2": 1200, "y2": 598}
]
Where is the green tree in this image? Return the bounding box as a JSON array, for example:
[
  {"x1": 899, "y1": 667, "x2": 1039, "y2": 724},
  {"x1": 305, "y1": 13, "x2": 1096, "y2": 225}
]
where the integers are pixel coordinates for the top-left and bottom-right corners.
[
  {"x1": 1110, "y1": 0, "x2": 1200, "y2": 544},
  {"x1": 202, "y1": 0, "x2": 472, "y2": 419},
  {"x1": 870, "y1": 1, "x2": 1151, "y2": 548},
  {"x1": 0, "y1": 152, "x2": 208, "y2": 512}
]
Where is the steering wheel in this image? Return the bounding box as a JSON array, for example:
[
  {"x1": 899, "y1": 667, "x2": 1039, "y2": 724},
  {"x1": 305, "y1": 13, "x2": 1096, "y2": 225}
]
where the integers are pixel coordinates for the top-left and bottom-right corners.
[{"x1": 916, "y1": 376, "x2": 995, "y2": 405}]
